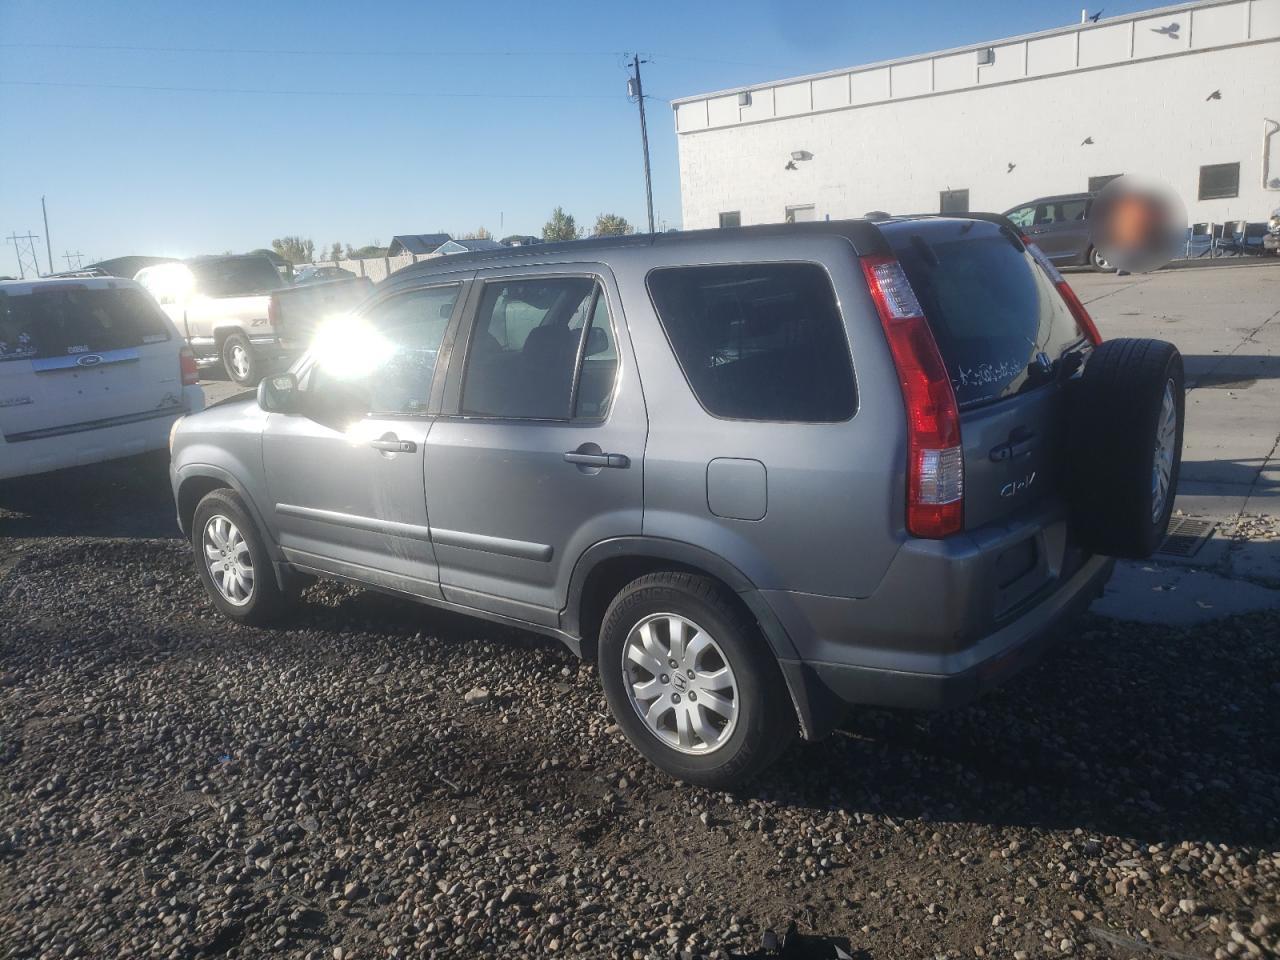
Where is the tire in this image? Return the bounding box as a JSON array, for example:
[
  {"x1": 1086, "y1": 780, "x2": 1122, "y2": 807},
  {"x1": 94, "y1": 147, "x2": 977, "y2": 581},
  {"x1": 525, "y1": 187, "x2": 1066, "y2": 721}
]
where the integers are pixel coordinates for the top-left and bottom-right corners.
[
  {"x1": 1088, "y1": 246, "x2": 1115, "y2": 272},
  {"x1": 1067, "y1": 339, "x2": 1184, "y2": 559},
  {"x1": 220, "y1": 333, "x2": 260, "y2": 386},
  {"x1": 191, "y1": 489, "x2": 290, "y2": 626},
  {"x1": 598, "y1": 572, "x2": 796, "y2": 788}
]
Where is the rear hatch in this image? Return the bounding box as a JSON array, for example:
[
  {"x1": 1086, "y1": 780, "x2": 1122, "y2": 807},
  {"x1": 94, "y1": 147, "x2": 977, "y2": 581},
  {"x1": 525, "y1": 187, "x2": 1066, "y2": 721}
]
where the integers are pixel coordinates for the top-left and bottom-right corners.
[
  {"x1": 0, "y1": 283, "x2": 183, "y2": 441},
  {"x1": 878, "y1": 218, "x2": 1092, "y2": 529}
]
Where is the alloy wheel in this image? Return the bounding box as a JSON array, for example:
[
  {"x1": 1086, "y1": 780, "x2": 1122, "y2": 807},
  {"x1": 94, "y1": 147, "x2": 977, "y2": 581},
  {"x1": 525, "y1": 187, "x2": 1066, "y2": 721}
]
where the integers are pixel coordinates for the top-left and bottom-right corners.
[
  {"x1": 622, "y1": 613, "x2": 739, "y2": 754},
  {"x1": 203, "y1": 514, "x2": 254, "y2": 606},
  {"x1": 1151, "y1": 378, "x2": 1177, "y2": 521}
]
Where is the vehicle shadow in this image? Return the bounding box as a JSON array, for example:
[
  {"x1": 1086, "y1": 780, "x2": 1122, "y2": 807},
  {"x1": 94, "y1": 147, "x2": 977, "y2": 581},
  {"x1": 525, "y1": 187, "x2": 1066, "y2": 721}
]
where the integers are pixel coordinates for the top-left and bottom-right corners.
[
  {"x1": 1183, "y1": 354, "x2": 1280, "y2": 388},
  {"x1": 0, "y1": 451, "x2": 179, "y2": 540},
  {"x1": 752, "y1": 605, "x2": 1279, "y2": 850}
]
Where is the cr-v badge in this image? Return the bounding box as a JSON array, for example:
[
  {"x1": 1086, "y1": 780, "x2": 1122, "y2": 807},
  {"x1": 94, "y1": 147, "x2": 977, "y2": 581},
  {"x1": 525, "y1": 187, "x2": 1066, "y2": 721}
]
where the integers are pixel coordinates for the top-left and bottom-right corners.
[{"x1": 1000, "y1": 471, "x2": 1037, "y2": 498}]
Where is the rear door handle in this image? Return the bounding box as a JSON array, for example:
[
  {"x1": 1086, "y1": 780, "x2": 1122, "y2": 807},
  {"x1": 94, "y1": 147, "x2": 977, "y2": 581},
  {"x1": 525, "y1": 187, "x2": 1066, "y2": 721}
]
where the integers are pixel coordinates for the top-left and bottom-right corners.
[
  {"x1": 990, "y1": 432, "x2": 1036, "y2": 462},
  {"x1": 371, "y1": 438, "x2": 416, "y2": 453},
  {"x1": 564, "y1": 451, "x2": 630, "y2": 468}
]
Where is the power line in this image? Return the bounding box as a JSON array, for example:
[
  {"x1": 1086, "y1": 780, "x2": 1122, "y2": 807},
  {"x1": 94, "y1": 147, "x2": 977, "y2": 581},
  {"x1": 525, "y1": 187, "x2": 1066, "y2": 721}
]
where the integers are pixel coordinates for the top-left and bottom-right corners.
[
  {"x1": 0, "y1": 40, "x2": 783, "y2": 69},
  {"x1": 0, "y1": 78, "x2": 621, "y2": 101}
]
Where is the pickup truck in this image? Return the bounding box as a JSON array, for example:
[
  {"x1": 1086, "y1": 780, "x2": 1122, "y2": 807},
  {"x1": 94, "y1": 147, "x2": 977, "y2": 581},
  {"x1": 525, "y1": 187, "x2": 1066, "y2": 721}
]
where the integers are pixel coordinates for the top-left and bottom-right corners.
[{"x1": 134, "y1": 254, "x2": 371, "y2": 385}]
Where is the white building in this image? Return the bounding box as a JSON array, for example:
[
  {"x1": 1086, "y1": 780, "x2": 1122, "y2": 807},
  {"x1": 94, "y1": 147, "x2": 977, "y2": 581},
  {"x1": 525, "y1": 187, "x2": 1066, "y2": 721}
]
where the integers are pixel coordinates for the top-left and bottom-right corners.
[{"x1": 673, "y1": 0, "x2": 1280, "y2": 230}]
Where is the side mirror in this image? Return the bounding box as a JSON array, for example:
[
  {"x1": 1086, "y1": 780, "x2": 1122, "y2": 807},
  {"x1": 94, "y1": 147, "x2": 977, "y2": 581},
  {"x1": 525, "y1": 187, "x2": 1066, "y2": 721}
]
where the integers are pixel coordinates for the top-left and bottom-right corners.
[{"x1": 257, "y1": 372, "x2": 300, "y2": 413}]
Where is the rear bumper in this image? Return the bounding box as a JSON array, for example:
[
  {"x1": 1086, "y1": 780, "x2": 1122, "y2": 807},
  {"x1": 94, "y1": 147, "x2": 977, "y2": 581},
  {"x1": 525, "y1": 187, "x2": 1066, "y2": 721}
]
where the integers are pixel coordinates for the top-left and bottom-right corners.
[
  {"x1": 0, "y1": 386, "x2": 203, "y2": 481},
  {"x1": 764, "y1": 500, "x2": 1114, "y2": 720},
  {"x1": 777, "y1": 554, "x2": 1112, "y2": 714}
]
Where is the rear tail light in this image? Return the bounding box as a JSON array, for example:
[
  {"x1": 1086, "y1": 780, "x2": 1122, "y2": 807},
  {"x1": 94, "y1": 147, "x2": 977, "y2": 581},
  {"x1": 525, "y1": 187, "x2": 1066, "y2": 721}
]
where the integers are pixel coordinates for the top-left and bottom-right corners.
[
  {"x1": 179, "y1": 346, "x2": 199, "y2": 386},
  {"x1": 860, "y1": 255, "x2": 964, "y2": 538},
  {"x1": 1022, "y1": 236, "x2": 1103, "y2": 346}
]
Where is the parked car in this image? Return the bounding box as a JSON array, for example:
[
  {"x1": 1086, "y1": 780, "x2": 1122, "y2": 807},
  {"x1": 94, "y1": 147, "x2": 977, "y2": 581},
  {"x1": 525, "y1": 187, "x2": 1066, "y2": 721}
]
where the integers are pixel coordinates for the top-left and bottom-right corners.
[
  {"x1": 294, "y1": 265, "x2": 357, "y2": 285},
  {"x1": 134, "y1": 255, "x2": 371, "y2": 386},
  {"x1": 170, "y1": 218, "x2": 1184, "y2": 787},
  {"x1": 1265, "y1": 207, "x2": 1280, "y2": 256},
  {"x1": 1003, "y1": 192, "x2": 1114, "y2": 270},
  {"x1": 0, "y1": 276, "x2": 203, "y2": 480}
]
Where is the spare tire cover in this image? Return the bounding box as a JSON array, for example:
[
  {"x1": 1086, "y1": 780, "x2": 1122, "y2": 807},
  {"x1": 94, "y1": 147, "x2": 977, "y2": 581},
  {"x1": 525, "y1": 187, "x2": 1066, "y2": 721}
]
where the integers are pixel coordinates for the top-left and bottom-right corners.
[{"x1": 1066, "y1": 338, "x2": 1184, "y2": 559}]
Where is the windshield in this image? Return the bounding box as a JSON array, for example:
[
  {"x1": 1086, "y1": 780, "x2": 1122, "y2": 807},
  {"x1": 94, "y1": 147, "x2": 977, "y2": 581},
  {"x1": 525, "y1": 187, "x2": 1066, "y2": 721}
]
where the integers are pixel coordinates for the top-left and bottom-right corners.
[{"x1": 188, "y1": 256, "x2": 284, "y2": 297}]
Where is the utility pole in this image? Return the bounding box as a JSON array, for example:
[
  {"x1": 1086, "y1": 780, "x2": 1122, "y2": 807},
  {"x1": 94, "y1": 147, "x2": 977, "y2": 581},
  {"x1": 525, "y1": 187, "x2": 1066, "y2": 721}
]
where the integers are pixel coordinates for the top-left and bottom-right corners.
[
  {"x1": 63, "y1": 250, "x2": 85, "y2": 271},
  {"x1": 627, "y1": 54, "x2": 655, "y2": 235},
  {"x1": 5, "y1": 231, "x2": 42, "y2": 279},
  {"x1": 42, "y1": 196, "x2": 53, "y2": 275}
]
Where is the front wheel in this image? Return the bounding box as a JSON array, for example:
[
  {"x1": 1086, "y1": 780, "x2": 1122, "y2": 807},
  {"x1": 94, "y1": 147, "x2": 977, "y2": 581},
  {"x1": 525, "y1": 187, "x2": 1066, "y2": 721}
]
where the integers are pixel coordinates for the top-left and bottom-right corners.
[
  {"x1": 598, "y1": 572, "x2": 796, "y2": 788},
  {"x1": 221, "y1": 333, "x2": 260, "y2": 386},
  {"x1": 192, "y1": 489, "x2": 290, "y2": 625},
  {"x1": 1089, "y1": 246, "x2": 1115, "y2": 272}
]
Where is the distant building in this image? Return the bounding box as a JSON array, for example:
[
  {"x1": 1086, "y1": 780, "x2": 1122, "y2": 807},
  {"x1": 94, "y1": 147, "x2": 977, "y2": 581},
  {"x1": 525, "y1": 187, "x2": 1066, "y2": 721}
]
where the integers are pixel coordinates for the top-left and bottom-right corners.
[
  {"x1": 500, "y1": 235, "x2": 543, "y2": 247},
  {"x1": 673, "y1": 0, "x2": 1280, "y2": 229},
  {"x1": 434, "y1": 238, "x2": 504, "y2": 255},
  {"x1": 388, "y1": 234, "x2": 453, "y2": 256}
]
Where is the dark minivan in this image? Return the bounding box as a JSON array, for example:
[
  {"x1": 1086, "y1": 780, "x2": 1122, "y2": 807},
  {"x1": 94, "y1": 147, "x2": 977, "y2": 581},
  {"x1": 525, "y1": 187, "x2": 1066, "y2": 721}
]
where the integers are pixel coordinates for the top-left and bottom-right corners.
[{"x1": 1004, "y1": 192, "x2": 1113, "y2": 271}]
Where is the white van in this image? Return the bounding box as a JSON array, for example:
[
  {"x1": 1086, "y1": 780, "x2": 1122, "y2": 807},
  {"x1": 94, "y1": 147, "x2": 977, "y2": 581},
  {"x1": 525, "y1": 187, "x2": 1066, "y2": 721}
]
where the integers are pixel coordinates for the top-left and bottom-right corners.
[{"x1": 0, "y1": 276, "x2": 204, "y2": 480}]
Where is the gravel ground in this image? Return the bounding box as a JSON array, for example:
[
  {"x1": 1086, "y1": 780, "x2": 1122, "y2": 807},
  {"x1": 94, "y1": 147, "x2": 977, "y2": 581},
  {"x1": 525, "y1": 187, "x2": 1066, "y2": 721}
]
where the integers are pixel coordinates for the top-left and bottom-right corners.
[{"x1": 1, "y1": 464, "x2": 1278, "y2": 959}]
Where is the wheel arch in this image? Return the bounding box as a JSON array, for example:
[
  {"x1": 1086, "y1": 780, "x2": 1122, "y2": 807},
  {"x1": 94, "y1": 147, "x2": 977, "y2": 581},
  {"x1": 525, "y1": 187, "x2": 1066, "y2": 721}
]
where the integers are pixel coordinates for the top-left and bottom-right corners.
[
  {"x1": 563, "y1": 537, "x2": 841, "y2": 740},
  {"x1": 174, "y1": 464, "x2": 287, "y2": 590}
]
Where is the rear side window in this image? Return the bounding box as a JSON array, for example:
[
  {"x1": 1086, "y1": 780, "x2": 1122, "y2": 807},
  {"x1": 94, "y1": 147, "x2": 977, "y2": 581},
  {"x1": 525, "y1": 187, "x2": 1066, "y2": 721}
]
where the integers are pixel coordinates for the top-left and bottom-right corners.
[
  {"x1": 647, "y1": 263, "x2": 855, "y2": 422},
  {"x1": 0, "y1": 286, "x2": 171, "y2": 362},
  {"x1": 887, "y1": 225, "x2": 1087, "y2": 407},
  {"x1": 188, "y1": 257, "x2": 283, "y2": 296}
]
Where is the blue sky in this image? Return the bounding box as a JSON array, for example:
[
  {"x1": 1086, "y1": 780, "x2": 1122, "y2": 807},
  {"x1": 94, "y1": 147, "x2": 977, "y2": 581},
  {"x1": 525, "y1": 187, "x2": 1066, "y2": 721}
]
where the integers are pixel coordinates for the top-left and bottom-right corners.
[{"x1": 0, "y1": 0, "x2": 1163, "y2": 274}]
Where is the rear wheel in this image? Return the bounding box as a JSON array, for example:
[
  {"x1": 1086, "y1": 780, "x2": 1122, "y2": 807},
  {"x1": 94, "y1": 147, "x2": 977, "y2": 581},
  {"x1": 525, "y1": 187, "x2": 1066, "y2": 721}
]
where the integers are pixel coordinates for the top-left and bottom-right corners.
[
  {"x1": 192, "y1": 489, "x2": 289, "y2": 625},
  {"x1": 1067, "y1": 338, "x2": 1184, "y2": 558},
  {"x1": 221, "y1": 333, "x2": 260, "y2": 386},
  {"x1": 598, "y1": 572, "x2": 795, "y2": 788}
]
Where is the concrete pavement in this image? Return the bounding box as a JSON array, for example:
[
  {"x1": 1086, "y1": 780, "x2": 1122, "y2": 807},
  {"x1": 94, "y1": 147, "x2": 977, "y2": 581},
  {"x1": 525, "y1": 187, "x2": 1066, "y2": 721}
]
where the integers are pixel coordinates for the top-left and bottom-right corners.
[{"x1": 1076, "y1": 261, "x2": 1280, "y2": 623}]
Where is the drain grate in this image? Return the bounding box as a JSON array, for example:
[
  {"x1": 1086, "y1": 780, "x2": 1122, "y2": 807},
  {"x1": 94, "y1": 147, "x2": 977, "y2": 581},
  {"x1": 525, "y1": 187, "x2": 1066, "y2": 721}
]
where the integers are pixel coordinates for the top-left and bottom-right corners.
[{"x1": 1156, "y1": 516, "x2": 1216, "y2": 558}]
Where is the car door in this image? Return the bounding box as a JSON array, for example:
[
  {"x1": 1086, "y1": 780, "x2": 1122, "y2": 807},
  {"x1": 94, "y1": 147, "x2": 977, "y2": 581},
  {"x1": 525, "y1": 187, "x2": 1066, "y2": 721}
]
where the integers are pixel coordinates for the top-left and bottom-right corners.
[
  {"x1": 261, "y1": 280, "x2": 467, "y2": 598},
  {"x1": 424, "y1": 265, "x2": 646, "y2": 628}
]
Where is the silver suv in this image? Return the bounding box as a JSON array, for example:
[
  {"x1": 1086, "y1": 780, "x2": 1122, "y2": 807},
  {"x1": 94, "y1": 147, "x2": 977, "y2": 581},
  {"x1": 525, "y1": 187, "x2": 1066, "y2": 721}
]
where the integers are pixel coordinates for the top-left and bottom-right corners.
[{"x1": 170, "y1": 218, "x2": 1184, "y2": 787}]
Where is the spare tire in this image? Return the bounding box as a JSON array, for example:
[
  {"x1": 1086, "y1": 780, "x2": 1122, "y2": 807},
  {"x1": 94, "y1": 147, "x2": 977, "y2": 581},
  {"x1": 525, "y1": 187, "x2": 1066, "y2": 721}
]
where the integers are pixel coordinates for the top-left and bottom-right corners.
[{"x1": 1066, "y1": 338, "x2": 1184, "y2": 558}]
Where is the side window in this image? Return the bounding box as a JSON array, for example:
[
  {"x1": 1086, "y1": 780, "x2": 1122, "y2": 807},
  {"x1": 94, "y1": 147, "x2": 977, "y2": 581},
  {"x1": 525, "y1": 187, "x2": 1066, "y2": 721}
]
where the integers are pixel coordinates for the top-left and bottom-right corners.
[
  {"x1": 1034, "y1": 203, "x2": 1055, "y2": 225},
  {"x1": 574, "y1": 293, "x2": 618, "y2": 419},
  {"x1": 461, "y1": 276, "x2": 601, "y2": 420},
  {"x1": 646, "y1": 262, "x2": 856, "y2": 422},
  {"x1": 1059, "y1": 199, "x2": 1088, "y2": 222},
  {"x1": 311, "y1": 284, "x2": 458, "y2": 416},
  {"x1": 1005, "y1": 206, "x2": 1036, "y2": 228}
]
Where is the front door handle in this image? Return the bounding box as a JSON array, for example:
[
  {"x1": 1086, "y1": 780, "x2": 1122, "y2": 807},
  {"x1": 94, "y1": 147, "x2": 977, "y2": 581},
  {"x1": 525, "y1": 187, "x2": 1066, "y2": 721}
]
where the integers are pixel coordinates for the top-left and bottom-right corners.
[
  {"x1": 564, "y1": 450, "x2": 630, "y2": 468},
  {"x1": 371, "y1": 437, "x2": 416, "y2": 453}
]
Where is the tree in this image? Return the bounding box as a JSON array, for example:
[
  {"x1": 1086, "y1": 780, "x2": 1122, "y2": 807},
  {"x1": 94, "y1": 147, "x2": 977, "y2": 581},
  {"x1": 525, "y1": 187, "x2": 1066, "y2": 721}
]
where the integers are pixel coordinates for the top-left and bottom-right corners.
[
  {"x1": 328, "y1": 242, "x2": 343, "y2": 262},
  {"x1": 593, "y1": 213, "x2": 633, "y2": 237},
  {"x1": 542, "y1": 207, "x2": 582, "y2": 242},
  {"x1": 271, "y1": 236, "x2": 315, "y2": 265},
  {"x1": 349, "y1": 244, "x2": 389, "y2": 260},
  {"x1": 461, "y1": 227, "x2": 492, "y2": 240}
]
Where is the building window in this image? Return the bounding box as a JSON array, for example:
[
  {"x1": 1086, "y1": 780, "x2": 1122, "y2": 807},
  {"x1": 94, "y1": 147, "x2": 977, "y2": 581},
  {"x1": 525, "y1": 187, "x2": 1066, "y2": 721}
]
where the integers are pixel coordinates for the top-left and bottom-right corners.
[
  {"x1": 1198, "y1": 163, "x2": 1240, "y2": 200},
  {"x1": 785, "y1": 204, "x2": 816, "y2": 223},
  {"x1": 939, "y1": 189, "x2": 969, "y2": 214},
  {"x1": 1088, "y1": 174, "x2": 1122, "y2": 193},
  {"x1": 719, "y1": 211, "x2": 741, "y2": 228}
]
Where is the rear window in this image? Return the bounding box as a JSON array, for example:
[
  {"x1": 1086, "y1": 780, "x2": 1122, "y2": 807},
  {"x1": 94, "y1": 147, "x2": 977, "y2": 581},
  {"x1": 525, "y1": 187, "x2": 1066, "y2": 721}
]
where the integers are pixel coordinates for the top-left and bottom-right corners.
[
  {"x1": 189, "y1": 257, "x2": 283, "y2": 296},
  {"x1": 646, "y1": 263, "x2": 855, "y2": 422},
  {"x1": 0, "y1": 286, "x2": 171, "y2": 362},
  {"x1": 887, "y1": 225, "x2": 1087, "y2": 408}
]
